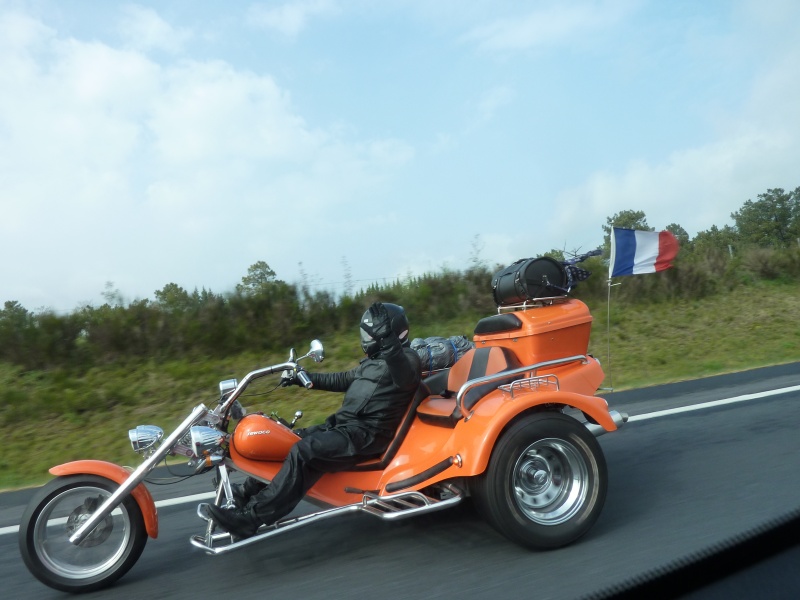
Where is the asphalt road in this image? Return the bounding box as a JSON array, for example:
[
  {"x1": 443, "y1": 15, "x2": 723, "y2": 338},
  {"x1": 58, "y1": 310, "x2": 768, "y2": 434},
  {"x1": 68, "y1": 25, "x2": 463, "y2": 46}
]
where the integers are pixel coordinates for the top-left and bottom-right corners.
[{"x1": 2, "y1": 363, "x2": 799, "y2": 599}]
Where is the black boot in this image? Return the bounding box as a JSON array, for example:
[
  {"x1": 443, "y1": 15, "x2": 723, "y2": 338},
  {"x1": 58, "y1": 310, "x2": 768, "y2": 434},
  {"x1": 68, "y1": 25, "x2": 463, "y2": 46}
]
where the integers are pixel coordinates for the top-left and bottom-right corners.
[
  {"x1": 230, "y1": 483, "x2": 248, "y2": 507},
  {"x1": 206, "y1": 504, "x2": 261, "y2": 539}
]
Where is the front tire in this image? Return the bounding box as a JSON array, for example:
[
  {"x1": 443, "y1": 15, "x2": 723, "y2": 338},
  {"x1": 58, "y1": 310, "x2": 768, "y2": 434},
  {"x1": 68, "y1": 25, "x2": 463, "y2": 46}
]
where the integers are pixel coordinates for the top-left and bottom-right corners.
[
  {"x1": 19, "y1": 475, "x2": 148, "y2": 593},
  {"x1": 472, "y1": 412, "x2": 608, "y2": 549}
]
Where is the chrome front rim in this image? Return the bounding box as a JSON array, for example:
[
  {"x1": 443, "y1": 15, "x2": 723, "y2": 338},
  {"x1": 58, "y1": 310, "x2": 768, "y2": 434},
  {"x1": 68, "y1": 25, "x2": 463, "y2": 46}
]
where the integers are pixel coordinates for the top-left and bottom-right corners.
[
  {"x1": 34, "y1": 486, "x2": 132, "y2": 579},
  {"x1": 512, "y1": 438, "x2": 588, "y2": 526}
]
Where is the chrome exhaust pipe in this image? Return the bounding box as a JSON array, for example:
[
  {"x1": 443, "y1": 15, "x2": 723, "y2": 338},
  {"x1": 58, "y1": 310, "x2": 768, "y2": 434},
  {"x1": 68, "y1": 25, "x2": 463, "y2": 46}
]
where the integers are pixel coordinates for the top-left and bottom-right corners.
[{"x1": 585, "y1": 410, "x2": 628, "y2": 437}]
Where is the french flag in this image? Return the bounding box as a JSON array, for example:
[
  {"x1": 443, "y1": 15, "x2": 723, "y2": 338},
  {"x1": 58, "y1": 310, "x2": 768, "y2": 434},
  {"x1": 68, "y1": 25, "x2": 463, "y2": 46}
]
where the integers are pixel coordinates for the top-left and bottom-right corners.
[{"x1": 609, "y1": 228, "x2": 680, "y2": 277}]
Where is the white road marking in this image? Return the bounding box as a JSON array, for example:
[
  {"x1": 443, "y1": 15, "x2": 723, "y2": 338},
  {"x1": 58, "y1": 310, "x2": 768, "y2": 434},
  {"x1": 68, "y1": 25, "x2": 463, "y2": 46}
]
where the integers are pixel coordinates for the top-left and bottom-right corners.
[{"x1": 627, "y1": 384, "x2": 800, "y2": 422}]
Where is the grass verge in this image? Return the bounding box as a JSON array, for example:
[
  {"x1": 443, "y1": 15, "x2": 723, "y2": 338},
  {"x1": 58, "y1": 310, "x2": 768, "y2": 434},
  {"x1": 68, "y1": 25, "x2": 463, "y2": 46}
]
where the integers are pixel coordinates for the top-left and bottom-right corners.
[{"x1": 2, "y1": 280, "x2": 798, "y2": 491}]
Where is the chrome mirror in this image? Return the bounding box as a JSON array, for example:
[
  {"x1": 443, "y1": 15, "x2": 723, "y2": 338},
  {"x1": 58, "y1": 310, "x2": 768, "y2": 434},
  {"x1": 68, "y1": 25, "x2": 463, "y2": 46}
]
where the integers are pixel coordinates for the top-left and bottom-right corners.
[
  {"x1": 219, "y1": 379, "x2": 238, "y2": 397},
  {"x1": 308, "y1": 339, "x2": 324, "y2": 363}
]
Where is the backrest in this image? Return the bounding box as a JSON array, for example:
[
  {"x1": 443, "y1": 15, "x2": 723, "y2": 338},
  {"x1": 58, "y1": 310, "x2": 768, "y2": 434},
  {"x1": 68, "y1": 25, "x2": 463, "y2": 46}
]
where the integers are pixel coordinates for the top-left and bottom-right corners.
[
  {"x1": 349, "y1": 382, "x2": 430, "y2": 472},
  {"x1": 447, "y1": 346, "x2": 522, "y2": 411}
]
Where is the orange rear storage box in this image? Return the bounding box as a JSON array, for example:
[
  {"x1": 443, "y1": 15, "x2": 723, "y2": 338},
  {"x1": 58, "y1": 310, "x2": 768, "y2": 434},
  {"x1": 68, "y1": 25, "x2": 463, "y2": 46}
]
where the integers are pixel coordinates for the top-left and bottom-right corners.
[{"x1": 473, "y1": 299, "x2": 593, "y2": 365}]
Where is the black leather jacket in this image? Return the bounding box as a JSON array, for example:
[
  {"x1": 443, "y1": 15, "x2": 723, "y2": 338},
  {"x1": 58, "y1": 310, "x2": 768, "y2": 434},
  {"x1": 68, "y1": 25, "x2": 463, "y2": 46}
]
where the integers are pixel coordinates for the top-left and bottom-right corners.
[{"x1": 308, "y1": 343, "x2": 421, "y2": 436}]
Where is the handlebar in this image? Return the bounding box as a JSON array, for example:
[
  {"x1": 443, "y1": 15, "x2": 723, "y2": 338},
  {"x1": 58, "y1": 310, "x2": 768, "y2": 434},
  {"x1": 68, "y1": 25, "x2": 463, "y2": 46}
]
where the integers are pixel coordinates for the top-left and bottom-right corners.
[
  {"x1": 296, "y1": 369, "x2": 313, "y2": 389},
  {"x1": 215, "y1": 341, "x2": 322, "y2": 417},
  {"x1": 562, "y1": 248, "x2": 602, "y2": 266}
]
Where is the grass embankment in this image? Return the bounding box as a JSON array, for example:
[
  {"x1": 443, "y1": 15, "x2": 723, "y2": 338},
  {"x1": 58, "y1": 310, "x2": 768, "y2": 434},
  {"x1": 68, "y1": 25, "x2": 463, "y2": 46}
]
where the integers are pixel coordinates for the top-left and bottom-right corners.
[{"x1": 2, "y1": 281, "x2": 798, "y2": 491}]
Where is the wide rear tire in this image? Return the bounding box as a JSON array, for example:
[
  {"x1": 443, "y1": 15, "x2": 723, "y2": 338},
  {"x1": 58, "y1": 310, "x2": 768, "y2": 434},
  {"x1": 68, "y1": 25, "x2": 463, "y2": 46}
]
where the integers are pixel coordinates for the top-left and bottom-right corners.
[
  {"x1": 19, "y1": 475, "x2": 148, "y2": 593},
  {"x1": 472, "y1": 412, "x2": 607, "y2": 549}
]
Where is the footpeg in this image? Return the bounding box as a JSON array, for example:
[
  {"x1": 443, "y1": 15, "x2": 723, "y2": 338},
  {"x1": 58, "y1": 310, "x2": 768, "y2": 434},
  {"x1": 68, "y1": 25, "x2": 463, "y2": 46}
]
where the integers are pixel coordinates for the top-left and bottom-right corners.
[{"x1": 197, "y1": 503, "x2": 213, "y2": 521}]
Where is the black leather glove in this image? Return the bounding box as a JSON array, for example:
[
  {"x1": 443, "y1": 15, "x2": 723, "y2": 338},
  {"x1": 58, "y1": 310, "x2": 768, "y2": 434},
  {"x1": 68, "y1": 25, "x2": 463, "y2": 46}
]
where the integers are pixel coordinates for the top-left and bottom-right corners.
[
  {"x1": 279, "y1": 368, "x2": 306, "y2": 387},
  {"x1": 360, "y1": 302, "x2": 392, "y2": 340},
  {"x1": 360, "y1": 302, "x2": 399, "y2": 350}
]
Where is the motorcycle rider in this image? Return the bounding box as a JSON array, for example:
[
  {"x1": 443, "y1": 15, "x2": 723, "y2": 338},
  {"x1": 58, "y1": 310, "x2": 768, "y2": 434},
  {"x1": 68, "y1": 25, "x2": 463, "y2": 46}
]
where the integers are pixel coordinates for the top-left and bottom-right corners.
[{"x1": 207, "y1": 301, "x2": 422, "y2": 539}]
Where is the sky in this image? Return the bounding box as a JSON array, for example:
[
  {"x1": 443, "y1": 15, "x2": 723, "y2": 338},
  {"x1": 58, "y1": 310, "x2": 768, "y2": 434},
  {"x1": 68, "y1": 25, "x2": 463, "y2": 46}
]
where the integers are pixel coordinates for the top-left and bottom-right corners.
[{"x1": 1, "y1": 0, "x2": 799, "y2": 313}]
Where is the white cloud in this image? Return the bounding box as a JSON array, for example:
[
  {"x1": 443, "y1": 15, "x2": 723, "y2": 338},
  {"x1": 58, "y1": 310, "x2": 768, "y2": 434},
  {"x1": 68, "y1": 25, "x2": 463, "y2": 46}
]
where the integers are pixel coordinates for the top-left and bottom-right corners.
[
  {"x1": 477, "y1": 85, "x2": 515, "y2": 121},
  {"x1": 547, "y1": 21, "x2": 800, "y2": 241},
  {"x1": 0, "y1": 10, "x2": 52, "y2": 51},
  {"x1": 247, "y1": 0, "x2": 339, "y2": 37},
  {"x1": 0, "y1": 8, "x2": 413, "y2": 311},
  {"x1": 453, "y1": 0, "x2": 800, "y2": 257},
  {"x1": 148, "y1": 61, "x2": 320, "y2": 166},
  {"x1": 117, "y1": 4, "x2": 192, "y2": 54},
  {"x1": 551, "y1": 129, "x2": 793, "y2": 240},
  {"x1": 464, "y1": 0, "x2": 639, "y2": 52}
]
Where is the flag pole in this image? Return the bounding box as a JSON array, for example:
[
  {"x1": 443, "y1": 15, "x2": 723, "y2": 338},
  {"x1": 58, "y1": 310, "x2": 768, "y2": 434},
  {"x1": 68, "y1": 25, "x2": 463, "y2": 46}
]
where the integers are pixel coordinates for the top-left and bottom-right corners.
[
  {"x1": 606, "y1": 277, "x2": 621, "y2": 392},
  {"x1": 606, "y1": 278, "x2": 612, "y2": 391}
]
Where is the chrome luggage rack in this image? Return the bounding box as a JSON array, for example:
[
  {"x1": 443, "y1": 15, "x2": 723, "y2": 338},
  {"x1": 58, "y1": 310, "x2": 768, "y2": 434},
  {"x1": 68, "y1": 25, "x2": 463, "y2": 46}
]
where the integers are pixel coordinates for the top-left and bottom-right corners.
[
  {"x1": 496, "y1": 295, "x2": 569, "y2": 312},
  {"x1": 498, "y1": 374, "x2": 559, "y2": 397}
]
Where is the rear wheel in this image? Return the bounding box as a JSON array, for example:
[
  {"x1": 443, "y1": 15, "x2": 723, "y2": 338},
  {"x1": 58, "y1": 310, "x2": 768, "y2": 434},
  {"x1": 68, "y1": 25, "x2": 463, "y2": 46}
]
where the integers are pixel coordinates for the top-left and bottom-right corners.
[
  {"x1": 472, "y1": 412, "x2": 607, "y2": 549},
  {"x1": 19, "y1": 475, "x2": 148, "y2": 593}
]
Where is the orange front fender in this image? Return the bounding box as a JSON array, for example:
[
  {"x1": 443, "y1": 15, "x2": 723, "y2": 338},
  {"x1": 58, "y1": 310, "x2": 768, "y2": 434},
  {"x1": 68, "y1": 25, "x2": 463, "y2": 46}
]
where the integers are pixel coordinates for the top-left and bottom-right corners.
[{"x1": 49, "y1": 460, "x2": 159, "y2": 539}]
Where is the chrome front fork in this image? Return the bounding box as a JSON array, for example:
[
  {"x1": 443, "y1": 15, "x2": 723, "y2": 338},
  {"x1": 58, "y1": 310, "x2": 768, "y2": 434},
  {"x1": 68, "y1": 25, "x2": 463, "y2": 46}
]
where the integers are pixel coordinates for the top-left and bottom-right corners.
[
  {"x1": 217, "y1": 464, "x2": 236, "y2": 509},
  {"x1": 203, "y1": 464, "x2": 237, "y2": 542}
]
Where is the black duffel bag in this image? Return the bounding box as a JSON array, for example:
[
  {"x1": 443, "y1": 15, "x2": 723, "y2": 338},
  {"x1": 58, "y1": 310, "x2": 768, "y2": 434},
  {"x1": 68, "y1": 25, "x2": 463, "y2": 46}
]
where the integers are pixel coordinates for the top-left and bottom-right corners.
[{"x1": 491, "y1": 257, "x2": 569, "y2": 306}]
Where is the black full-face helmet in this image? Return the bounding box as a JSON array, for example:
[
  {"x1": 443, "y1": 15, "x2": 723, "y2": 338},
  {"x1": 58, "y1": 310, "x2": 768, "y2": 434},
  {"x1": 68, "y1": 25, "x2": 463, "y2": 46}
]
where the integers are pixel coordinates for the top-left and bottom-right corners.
[{"x1": 360, "y1": 303, "x2": 410, "y2": 357}]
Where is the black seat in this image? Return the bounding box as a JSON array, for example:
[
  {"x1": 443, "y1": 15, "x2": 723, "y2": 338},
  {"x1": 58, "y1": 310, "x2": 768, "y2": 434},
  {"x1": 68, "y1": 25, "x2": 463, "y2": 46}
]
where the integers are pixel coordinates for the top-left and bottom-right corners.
[{"x1": 416, "y1": 346, "x2": 522, "y2": 427}]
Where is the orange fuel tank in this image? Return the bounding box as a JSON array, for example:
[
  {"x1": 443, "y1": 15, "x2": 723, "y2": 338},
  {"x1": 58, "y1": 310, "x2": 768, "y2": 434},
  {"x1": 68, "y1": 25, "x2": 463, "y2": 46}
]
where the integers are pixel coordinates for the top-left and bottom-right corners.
[{"x1": 232, "y1": 414, "x2": 300, "y2": 461}]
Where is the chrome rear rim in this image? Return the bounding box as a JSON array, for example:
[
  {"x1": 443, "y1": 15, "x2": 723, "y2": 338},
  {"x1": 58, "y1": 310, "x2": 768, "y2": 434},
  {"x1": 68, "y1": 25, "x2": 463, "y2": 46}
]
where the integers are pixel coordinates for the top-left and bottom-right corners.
[{"x1": 512, "y1": 438, "x2": 588, "y2": 526}]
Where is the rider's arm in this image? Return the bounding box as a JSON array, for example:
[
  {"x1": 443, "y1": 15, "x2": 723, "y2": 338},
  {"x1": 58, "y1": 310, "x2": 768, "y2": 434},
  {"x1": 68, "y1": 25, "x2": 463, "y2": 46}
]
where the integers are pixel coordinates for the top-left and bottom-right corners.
[
  {"x1": 307, "y1": 367, "x2": 357, "y2": 392},
  {"x1": 379, "y1": 341, "x2": 421, "y2": 391}
]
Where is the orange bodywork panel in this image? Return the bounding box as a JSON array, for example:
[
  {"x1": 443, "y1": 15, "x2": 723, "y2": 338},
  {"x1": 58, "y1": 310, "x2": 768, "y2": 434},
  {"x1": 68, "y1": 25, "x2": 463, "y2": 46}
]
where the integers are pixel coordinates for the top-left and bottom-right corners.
[
  {"x1": 457, "y1": 388, "x2": 617, "y2": 472},
  {"x1": 232, "y1": 414, "x2": 301, "y2": 461},
  {"x1": 368, "y1": 390, "x2": 615, "y2": 494},
  {"x1": 49, "y1": 460, "x2": 159, "y2": 539},
  {"x1": 384, "y1": 357, "x2": 611, "y2": 491},
  {"x1": 473, "y1": 299, "x2": 593, "y2": 365}
]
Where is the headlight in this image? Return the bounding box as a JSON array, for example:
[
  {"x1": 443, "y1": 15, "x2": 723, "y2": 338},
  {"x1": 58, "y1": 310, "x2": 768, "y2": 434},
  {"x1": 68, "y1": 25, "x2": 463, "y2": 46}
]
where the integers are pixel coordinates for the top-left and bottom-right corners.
[
  {"x1": 190, "y1": 426, "x2": 224, "y2": 457},
  {"x1": 129, "y1": 425, "x2": 164, "y2": 453}
]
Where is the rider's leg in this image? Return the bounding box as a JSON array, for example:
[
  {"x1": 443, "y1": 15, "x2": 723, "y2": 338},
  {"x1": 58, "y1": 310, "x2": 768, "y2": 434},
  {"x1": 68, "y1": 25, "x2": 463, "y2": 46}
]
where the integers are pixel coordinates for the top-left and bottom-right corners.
[
  {"x1": 231, "y1": 477, "x2": 267, "y2": 507},
  {"x1": 231, "y1": 422, "x2": 328, "y2": 507},
  {"x1": 208, "y1": 428, "x2": 357, "y2": 538}
]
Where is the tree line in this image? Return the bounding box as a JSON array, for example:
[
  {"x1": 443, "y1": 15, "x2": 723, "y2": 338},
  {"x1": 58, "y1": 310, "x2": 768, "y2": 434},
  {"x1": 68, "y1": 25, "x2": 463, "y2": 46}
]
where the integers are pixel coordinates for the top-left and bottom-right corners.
[
  {"x1": 1, "y1": 187, "x2": 798, "y2": 372},
  {"x1": 599, "y1": 187, "x2": 800, "y2": 255}
]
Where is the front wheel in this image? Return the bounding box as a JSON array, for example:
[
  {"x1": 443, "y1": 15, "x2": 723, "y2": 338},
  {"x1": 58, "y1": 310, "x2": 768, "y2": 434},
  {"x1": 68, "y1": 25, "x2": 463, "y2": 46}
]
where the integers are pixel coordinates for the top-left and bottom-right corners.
[
  {"x1": 19, "y1": 475, "x2": 148, "y2": 593},
  {"x1": 472, "y1": 412, "x2": 608, "y2": 549}
]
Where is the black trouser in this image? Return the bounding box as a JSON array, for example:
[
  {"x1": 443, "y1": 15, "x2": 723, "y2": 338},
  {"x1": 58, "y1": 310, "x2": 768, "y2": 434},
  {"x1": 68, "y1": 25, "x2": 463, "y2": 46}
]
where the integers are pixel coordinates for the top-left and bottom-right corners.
[{"x1": 246, "y1": 422, "x2": 390, "y2": 526}]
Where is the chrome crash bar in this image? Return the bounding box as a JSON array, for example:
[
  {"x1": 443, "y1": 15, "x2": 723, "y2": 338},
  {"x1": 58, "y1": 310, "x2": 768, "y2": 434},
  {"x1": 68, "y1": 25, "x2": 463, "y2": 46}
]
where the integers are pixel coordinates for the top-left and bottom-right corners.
[{"x1": 456, "y1": 354, "x2": 590, "y2": 417}]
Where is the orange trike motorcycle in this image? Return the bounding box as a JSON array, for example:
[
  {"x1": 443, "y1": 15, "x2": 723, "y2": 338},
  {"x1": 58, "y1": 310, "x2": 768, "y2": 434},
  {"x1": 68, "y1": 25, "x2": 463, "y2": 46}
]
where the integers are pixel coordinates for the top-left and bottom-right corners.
[{"x1": 18, "y1": 250, "x2": 627, "y2": 592}]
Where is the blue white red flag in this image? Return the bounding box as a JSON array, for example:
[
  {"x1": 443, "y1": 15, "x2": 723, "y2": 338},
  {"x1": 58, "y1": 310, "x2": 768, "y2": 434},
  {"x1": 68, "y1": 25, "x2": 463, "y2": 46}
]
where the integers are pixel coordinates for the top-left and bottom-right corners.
[{"x1": 608, "y1": 228, "x2": 679, "y2": 277}]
